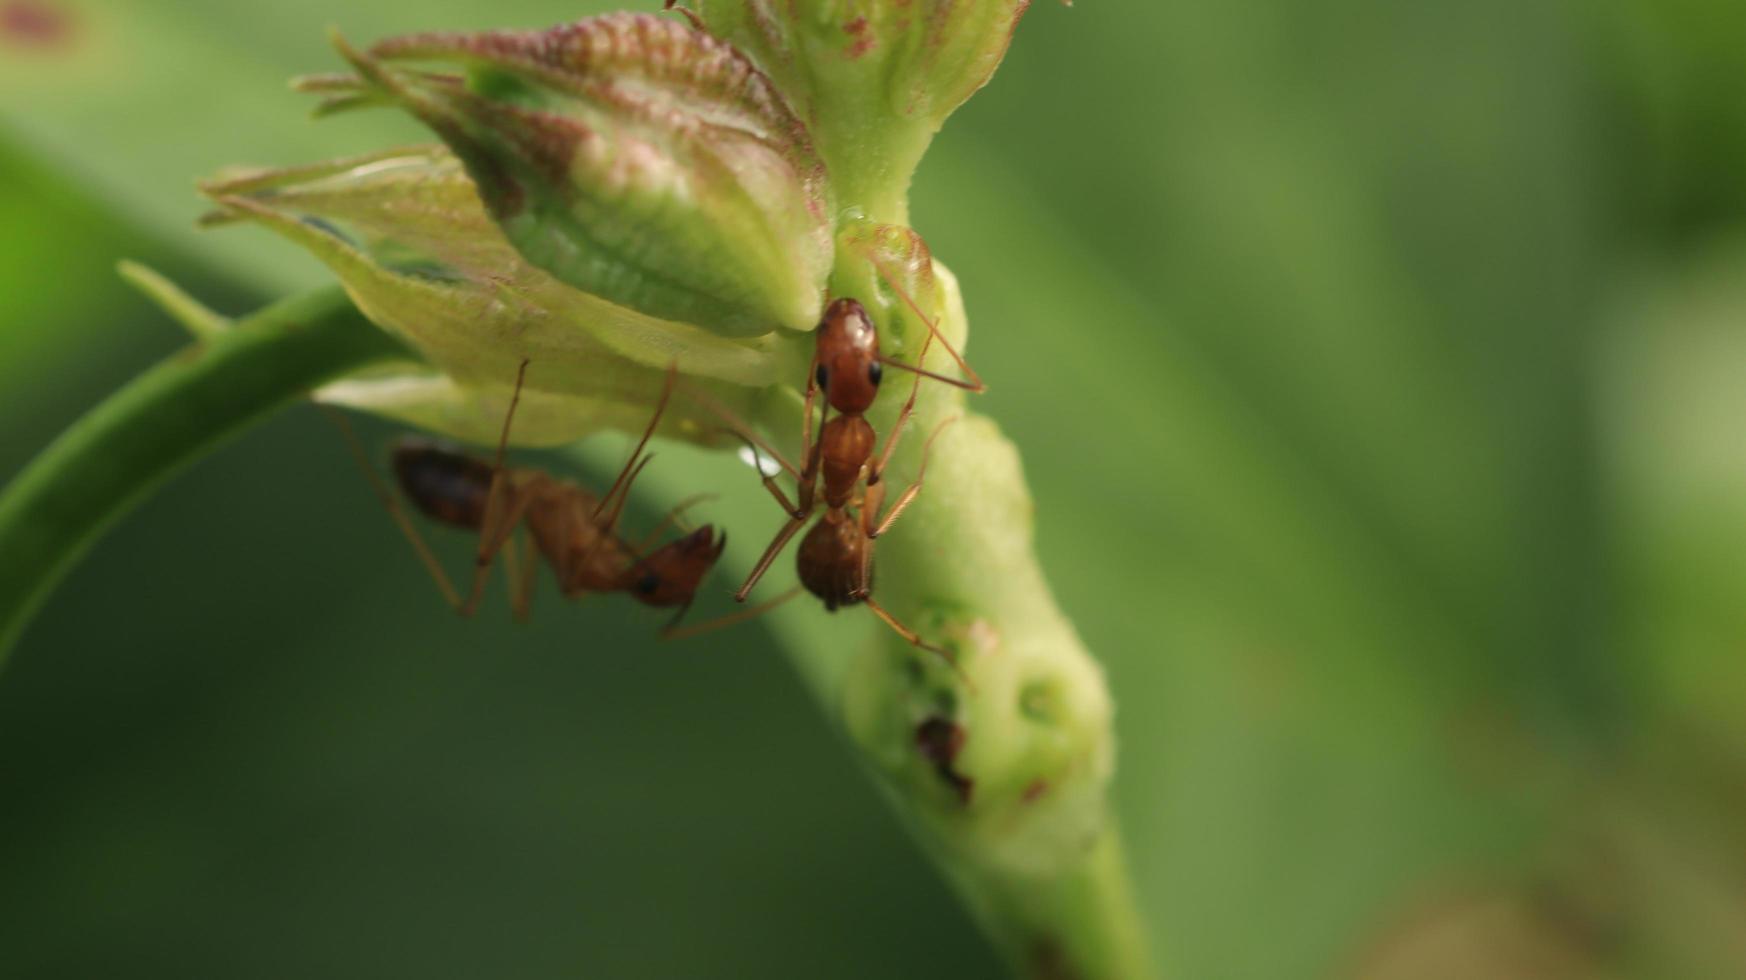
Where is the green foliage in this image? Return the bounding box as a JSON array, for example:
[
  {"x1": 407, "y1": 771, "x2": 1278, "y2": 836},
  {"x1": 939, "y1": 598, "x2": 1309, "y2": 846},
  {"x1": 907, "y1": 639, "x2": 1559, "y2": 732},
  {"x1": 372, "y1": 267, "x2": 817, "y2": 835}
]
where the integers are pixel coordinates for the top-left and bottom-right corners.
[
  {"x1": 3, "y1": 0, "x2": 1746, "y2": 978},
  {"x1": 0, "y1": 289, "x2": 406, "y2": 657}
]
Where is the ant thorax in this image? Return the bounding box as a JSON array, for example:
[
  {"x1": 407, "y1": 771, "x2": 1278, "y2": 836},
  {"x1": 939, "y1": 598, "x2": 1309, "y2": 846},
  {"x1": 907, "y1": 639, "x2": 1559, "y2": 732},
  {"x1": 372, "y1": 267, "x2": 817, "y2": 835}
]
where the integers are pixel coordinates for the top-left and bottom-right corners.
[{"x1": 818, "y1": 414, "x2": 875, "y2": 508}]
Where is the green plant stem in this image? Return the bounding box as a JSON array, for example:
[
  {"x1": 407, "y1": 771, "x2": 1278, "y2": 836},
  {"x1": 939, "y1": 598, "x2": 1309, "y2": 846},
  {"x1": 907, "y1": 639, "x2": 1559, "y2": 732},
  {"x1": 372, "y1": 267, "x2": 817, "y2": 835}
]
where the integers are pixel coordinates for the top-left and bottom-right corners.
[
  {"x1": 0, "y1": 286, "x2": 408, "y2": 662},
  {"x1": 829, "y1": 398, "x2": 1153, "y2": 980},
  {"x1": 769, "y1": 258, "x2": 1153, "y2": 978},
  {"x1": 941, "y1": 823, "x2": 1151, "y2": 979}
]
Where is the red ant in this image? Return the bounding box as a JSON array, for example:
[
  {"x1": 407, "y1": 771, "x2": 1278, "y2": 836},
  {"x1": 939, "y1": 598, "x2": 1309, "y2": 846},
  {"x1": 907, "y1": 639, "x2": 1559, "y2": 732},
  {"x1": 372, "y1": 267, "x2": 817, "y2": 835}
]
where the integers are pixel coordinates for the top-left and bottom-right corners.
[
  {"x1": 330, "y1": 361, "x2": 733, "y2": 631},
  {"x1": 711, "y1": 256, "x2": 984, "y2": 670}
]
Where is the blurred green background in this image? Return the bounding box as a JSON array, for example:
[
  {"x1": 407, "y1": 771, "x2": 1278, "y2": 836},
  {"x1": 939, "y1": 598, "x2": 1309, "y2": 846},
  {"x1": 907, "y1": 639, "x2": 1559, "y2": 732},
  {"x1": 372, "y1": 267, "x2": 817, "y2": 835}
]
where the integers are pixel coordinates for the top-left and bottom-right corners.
[{"x1": 3, "y1": 1, "x2": 1745, "y2": 977}]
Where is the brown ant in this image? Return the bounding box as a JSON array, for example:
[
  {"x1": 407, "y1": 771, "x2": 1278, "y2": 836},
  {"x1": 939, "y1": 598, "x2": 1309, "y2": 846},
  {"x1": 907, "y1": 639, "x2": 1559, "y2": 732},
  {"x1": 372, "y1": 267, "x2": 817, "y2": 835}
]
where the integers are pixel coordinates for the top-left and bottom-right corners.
[
  {"x1": 329, "y1": 361, "x2": 732, "y2": 631},
  {"x1": 715, "y1": 260, "x2": 984, "y2": 670}
]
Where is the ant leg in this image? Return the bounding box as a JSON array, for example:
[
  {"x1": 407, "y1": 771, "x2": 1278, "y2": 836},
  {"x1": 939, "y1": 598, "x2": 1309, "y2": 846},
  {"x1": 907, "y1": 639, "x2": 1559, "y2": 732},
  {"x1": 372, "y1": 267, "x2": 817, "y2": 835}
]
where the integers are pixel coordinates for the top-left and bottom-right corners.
[
  {"x1": 870, "y1": 417, "x2": 957, "y2": 539},
  {"x1": 663, "y1": 586, "x2": 803, "y2": 642},
  {"x1": 682, "y1": 370, "x2": 824, "y2": 531},
  {"x1": 458, "y1": 359, "x2": 532, "y2": 616},
  {"x1": 867, "y1": 330, "x2": 936, "y2": 488},
  {"x1": 734, "y1": 513, "x2": 811, "y2": 602},
  {"x1": 797, "y1": 402, "x2": 825, "y2": 514},
  {"x1": 864, "y1": 596, "x2": 970, "y2": 685},
  {"x1": 321, "y1": 406, "x2": 464, "y2": 610},
  {"x1": 503, "y1": 528, "x2": 538, "y2": 623},
  {"x1": 682, "y1": 385, "x2": 801, "y2": 478},
  {"x1": 597, "y1": 454, "x2": 656, "y2": 540},
  {"x1": 682, "y1": 355, "x2": 823, "y2": 498},
  {"x1": 871, "y1": 259, "x2": 987, "y2": 393},
  {"x1": 459, "y1": 482, "x2": 537, "y2": 616},
  {"x1": 799, "y1": 350, "x2": 822, "y2": 479},
  {"x1": 633, "y1": 493, "x2": 718, "y2": 555},
  {"x1": 857, "y1": 418, "x2": 955, "y2": 598},
  {"x1": 517, "y1": 526, "x2": 540, "y2": 619},
  {"x1": 592, "y1": 362, "x2": 677, "y2": 524},
  {"x1": 725, "y1": 431, "x2": 806, "y2": 519}
]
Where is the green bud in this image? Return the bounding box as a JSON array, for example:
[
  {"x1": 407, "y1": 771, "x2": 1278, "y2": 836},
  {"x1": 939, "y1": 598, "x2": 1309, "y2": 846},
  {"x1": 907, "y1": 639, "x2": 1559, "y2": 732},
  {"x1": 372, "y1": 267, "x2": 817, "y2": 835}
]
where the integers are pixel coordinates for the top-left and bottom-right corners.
[
  {"x1": 686, "y1": 0, "x2": 1035, "y2": 218},
  {"x1": 318, "y1": 13, "x2": 834, "y2": 336},
  {"x1": 200, "y1": 146, "x2": 776, "y2": 446},
  {"x1": 834, "y1": 218, "x2": 959, "y2": 358}
]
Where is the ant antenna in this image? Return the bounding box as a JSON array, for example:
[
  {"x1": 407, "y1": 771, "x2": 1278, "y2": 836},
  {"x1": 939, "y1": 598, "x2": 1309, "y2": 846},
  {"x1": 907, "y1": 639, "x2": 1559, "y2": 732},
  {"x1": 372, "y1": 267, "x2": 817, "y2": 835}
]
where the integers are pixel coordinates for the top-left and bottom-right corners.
[
  {"x1": 592, "y1": 362, "x2": 678, "y2": 524},
  {"x1": 678, "y1": 384, "x2": 803, "y2": 479},
  {"x1": 662, "y1": 586, "x2": 803, "y2": 642},
  {"x1": 632, "y1": 493, "x2": 719, "y2": 556},
  {"x1": 319, "y1": 404, "x2": 464, "y2": 609}
]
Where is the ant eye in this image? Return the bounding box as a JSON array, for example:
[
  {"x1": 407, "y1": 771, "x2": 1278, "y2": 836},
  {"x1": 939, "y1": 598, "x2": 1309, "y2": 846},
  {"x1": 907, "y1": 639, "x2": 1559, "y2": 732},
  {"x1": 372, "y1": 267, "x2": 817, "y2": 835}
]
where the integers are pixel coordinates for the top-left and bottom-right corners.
[
  {"x1": 636, "y1": 572, "x2": 660, "y2": 595},
  {"x1": 815, "y1": 364, "x2": 829, "y2": 390},
  {"x1": 868, "y1": 361, "x2": 883, "y2": 386}
]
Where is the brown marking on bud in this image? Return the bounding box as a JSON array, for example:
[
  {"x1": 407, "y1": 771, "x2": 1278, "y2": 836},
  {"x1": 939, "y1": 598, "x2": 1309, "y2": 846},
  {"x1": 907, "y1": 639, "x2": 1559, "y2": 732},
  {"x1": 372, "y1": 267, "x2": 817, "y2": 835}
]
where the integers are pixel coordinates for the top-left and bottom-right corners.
[
  {"x1": 842, "y1": 16, "x2": 874, "y2": 59},
  {"x1": 426, "y1": 93, "x2": 586, "y2": 219},
  {"x1": 914, "y1": 717, "x2": 974, "y2": 805},
  {"x1": 1021, "y1": 778, "x2": 1049, "y2": 804},
  {"x1": 1, "y1": 0, "x2": 72, "y2": 47},
  {"x1": 361, "y1": 13, "x2": 825, "y2": 225},
  {"x1": 370, "y1": 15, "x2": 809, "y2": 164},
  {"x1": 905, "y1": 0, "x2": 1032, "y2": 118}
]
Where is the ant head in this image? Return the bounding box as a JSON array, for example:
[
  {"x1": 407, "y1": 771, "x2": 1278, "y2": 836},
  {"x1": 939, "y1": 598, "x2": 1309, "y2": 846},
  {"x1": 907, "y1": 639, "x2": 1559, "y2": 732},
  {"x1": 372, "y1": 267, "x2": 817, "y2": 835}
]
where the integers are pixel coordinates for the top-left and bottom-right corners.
[
  {"x1": 625, "y1": 525, "x2": 727, "y2": 608},
  {"x1": 814, "y1": 297, "x2": 883, "y2": 415}
]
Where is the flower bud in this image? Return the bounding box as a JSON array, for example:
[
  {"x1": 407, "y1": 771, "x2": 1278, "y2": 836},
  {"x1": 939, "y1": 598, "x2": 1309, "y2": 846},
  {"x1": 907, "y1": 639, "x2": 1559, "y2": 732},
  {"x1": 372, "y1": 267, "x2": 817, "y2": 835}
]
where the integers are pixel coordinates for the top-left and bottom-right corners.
[
  {"x1": 319, "y1": 13, "x2": 833, "y2": 336},
  {"x1": 685, "y1": 0, "x2": 1033, "y2": 212},
  {"x1": 200, "y1": 146, "x2": 774, "y2": 446}
]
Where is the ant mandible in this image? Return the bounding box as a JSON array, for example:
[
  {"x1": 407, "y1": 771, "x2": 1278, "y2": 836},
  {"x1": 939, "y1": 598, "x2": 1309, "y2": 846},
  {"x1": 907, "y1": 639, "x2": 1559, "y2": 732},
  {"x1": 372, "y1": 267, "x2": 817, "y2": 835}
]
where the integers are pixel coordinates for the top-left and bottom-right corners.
[
  {"x1": 329, "y1": 361, "x2": 731, "y2": 632},
  {"x1": 723, "y1": 255, "x2": 985, "y2": 670}
]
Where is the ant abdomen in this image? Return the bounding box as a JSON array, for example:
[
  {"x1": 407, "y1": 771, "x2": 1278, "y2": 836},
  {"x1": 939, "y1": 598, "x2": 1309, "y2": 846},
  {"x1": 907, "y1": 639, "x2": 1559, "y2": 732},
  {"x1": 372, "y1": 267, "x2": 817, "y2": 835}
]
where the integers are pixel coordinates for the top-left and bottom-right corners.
[
  {"x1": 797, "y1": 516, "x2": 870, "y2": 611},
  {"x1": 390, "y1": 440, "x2": 494, "y2": 530}
]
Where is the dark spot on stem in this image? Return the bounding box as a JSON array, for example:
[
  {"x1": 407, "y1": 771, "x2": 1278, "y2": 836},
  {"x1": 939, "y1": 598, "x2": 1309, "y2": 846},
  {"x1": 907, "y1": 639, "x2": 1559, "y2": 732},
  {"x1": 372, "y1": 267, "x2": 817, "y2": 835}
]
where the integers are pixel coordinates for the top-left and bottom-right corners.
[
  {"x1": 914, "y1": 717, "x2": 973, "y2": 805},
  {"x1": 1030, "y1": 938, "x2": 1082, "y2": 980}
]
